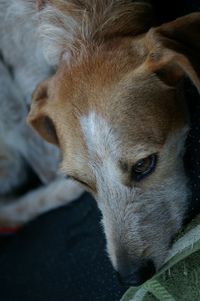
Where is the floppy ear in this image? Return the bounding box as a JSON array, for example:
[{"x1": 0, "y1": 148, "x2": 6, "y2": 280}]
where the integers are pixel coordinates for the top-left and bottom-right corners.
[
  {"x1": 145, "y1": 13, "x2": 200, "y2": 93},
  {"x1": 27, "y1": 80, "x2": 59, "y2": 146}
]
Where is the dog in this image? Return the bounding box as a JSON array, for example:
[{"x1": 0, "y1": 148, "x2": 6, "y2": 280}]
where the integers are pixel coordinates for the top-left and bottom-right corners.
[
  {"x1": 0, "y1": 0, "x2": 200, "y2": 286},
  {"x1": 0, "y1": 0, "x2": 84, "y2": 228}
]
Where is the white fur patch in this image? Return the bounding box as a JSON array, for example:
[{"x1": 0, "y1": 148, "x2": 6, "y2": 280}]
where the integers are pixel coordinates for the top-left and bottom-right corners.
[
  {"x1": 38, "y1": 4, "x2": 79, "y2": 66},
  {"x1": 80, "y1": 112, "x2": 119, "y2": 158},
  {"x1": 80, "y1": 111, "x2": 123, "y2": 185}
]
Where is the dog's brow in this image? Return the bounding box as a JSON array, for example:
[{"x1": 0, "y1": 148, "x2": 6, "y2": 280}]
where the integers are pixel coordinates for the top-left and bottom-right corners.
[{"x1": 118, "y1": 160, "x2": 129, "y2": 173}]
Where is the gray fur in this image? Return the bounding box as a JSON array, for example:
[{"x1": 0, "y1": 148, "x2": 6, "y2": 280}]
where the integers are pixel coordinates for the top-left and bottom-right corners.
[{"x1": 0, "y1": 0, "x2": 82, "y2": 221}]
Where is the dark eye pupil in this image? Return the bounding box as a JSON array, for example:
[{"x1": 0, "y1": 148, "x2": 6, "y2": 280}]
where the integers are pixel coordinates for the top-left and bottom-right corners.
[
  {"x1": 132, "y1": 154, "x2": 157, "y2": 181},
  {"x1": 134, "y1": 158, "x2": 149, "y2": 172}
]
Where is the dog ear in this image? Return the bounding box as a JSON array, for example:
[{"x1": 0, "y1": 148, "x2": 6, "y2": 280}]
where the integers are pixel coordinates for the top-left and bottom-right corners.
[
  {"x1": 27, "y1": 80, "x2": 59, "y2": 146},
  {"x1": 144, "y1": 13, "x2": 200, "y2": 93}
]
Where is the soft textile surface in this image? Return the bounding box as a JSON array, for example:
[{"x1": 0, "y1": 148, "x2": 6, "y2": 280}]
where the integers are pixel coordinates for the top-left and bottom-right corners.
[{"x1": 121, "y1": 214, "x2": 200, "y2": 301}]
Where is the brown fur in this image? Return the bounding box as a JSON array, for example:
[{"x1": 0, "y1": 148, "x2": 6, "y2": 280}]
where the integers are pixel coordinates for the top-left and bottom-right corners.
[{"x1": 14, "y1": 0, "x2": 200, "y2": 283}]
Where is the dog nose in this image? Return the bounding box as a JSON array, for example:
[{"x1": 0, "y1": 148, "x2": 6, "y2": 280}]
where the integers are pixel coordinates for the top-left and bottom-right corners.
[{"x1": 117, "y1": 258, "x2": 156, "y2": 286}]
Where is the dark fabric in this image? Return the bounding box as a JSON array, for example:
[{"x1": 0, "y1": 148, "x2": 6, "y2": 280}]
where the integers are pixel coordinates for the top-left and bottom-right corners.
[
  {"x1": 0, "y1": 193, "x2": 127, "y2": 301},
  {"x1": 184, "y1": 80, "x2": 200, "y2": 221},
  {"x1": 152, "y1": 0, "x2": 200, "y2": 24}
]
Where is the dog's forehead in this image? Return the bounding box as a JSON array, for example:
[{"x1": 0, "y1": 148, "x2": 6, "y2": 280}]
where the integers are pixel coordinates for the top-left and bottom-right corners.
[
  {"x1": 53, "y1": 39, "x2": 143, "y2": 99},
  {"x1": 53, "y1": 43, "x2": 186, "y2": 175},
  {"x1": 80, "y1": 111, "x2": 160, "y2": 161},
  {"x1": 54, "y1": 45, "x2": 185, "y2": 132}
]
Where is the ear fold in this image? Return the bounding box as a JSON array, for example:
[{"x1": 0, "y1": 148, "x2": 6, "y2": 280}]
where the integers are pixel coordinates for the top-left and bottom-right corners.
[
  {"x1": 144, "y1": 13, "x2": 200, "y2": 93},
  {"x1": 27, "y1": 80, "x2": 59, "y2": 146}
]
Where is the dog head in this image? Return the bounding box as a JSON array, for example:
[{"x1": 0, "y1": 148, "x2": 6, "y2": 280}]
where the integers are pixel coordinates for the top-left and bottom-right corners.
[{"x1": 28, "y1": 4, "x2": 200, "y2": 285}]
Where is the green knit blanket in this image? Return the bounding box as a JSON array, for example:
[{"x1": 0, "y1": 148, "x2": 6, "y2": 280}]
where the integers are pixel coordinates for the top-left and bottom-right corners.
[{"x1": 121, "y1": 214, "x2": 200, "y2": 301}]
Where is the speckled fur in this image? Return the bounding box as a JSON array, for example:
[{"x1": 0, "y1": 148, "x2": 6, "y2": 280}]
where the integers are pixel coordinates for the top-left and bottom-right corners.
[{"x1": 0, "y1": 0, "x2": 83, "y2": 224}]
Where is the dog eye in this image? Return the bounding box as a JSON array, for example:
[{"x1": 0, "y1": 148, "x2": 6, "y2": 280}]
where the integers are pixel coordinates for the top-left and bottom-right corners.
[
  {"x1": 65, "y1": 175, "x2": 90, "y2": 188},
  {"x1": 132, "y1": 154, "x2": 157, "y2": 182}
]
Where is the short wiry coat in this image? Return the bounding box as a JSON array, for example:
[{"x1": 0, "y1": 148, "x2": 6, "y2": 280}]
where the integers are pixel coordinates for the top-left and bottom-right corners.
[
  {"x1": 0, "y1": 0, "x2": 200, "y2": 284},
  {"x1": 0, "y1": 0, "x2": 83, "y2": 224}
]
